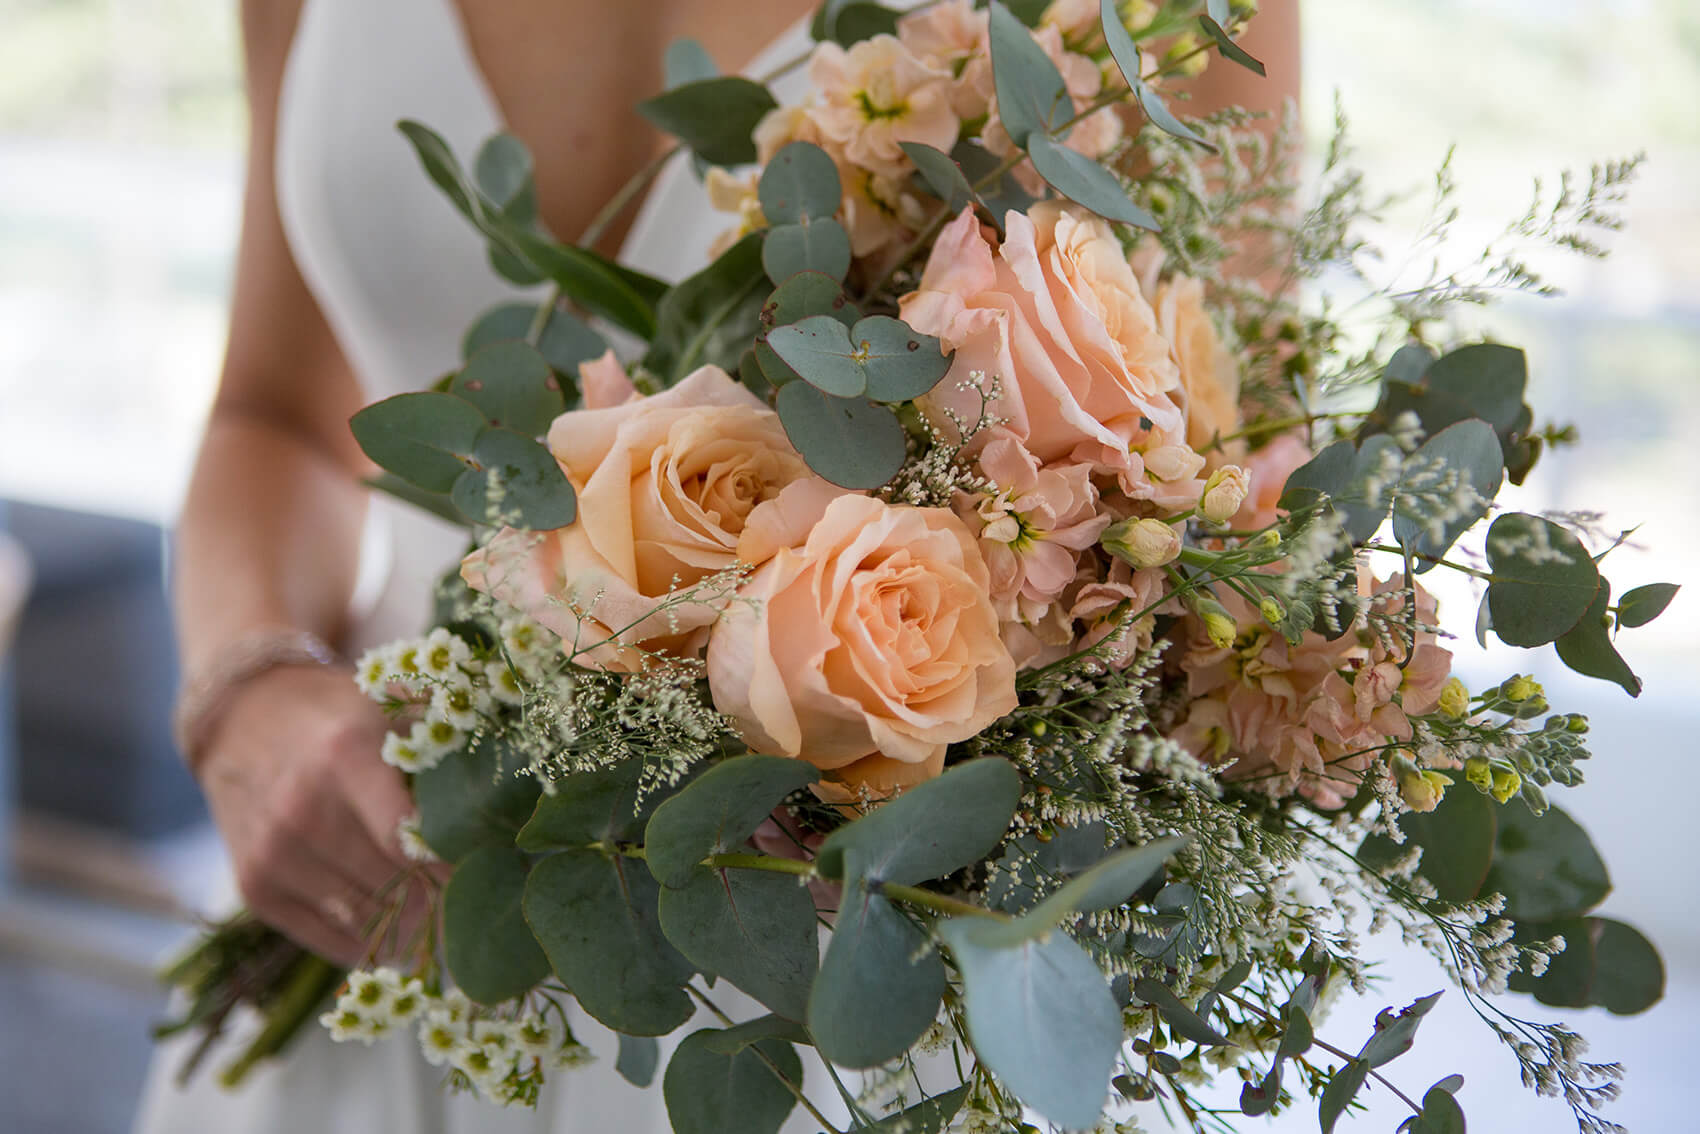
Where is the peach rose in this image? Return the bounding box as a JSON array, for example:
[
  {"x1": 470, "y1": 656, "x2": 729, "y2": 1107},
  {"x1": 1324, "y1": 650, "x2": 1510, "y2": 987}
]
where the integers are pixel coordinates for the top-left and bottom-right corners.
[
  {"x1": 706, "y1": 482, "x2": 1018, "y2": 776},
  {"x1": 902, "y1": 202, "x2": 1184, "y2": 466},
  {"x1": 462, "y1": 367, "x2": 809, "y2": 664},
  {"x1": 1156, "y1": 276, "x2": 1242, "y2": 458}
]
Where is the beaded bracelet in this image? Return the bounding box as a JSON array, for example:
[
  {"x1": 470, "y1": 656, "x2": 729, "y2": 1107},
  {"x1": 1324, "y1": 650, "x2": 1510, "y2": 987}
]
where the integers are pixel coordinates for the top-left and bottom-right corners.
[{"x1": 172, "y1": 628, "x2": 343, "y2": 772}]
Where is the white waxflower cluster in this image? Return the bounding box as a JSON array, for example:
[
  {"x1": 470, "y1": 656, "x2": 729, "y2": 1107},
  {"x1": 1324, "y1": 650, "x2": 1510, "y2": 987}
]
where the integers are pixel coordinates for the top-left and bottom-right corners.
[
  {"x1": 352, "y1": 622, "x2": 560, "y2": 774},
  {"x1": 324, "y1": 972, "x2": 594, "y2": 1106}
]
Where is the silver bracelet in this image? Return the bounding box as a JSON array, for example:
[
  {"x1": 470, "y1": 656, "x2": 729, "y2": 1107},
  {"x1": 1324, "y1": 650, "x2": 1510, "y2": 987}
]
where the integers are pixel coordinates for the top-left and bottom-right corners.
[{"x1": 173, "y1": 628, "x2": 344, "y2": 771}]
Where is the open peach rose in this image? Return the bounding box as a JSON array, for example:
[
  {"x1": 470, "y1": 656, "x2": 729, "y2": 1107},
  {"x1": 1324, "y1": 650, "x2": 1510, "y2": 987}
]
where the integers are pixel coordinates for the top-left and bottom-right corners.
[
  {"x1": 1156, "y1": 275, "x2": 1242, "y2": 459},
  {"x1": 902, "y1": 202, "x2": 1184, "y2": 466},
  {"x1": 706, "y1": 482, "x2": 1018, "y2": 779},
  {"x1": 462, "y1": 367, "x2": 809, "y2": 665}
]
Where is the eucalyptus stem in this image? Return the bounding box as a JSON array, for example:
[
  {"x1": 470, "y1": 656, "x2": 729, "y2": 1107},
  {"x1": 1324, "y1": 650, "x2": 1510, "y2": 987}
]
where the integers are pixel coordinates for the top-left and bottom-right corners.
[
  {"x1": 1362, "y1": 542, "x2": 1492, "y2": 580},
  {"x1": 217, "y1": 953, "x2": 342, "y2": 1088},
  {"x1": 873, "y1": 880, "x2": 1004, "y2": 921},
  {"x1": 579, "y1": 141, "x2": 684, "y2": 248},
  {"x1": 1222, "y1": 990, "x2": 1424, "y2": 1116}
]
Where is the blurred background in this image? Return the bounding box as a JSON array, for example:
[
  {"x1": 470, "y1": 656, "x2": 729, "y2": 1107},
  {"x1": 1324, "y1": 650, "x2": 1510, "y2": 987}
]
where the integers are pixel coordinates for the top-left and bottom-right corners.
[{"x1": 0, "y1": 1, "x2": 1693, "y2": 1131}]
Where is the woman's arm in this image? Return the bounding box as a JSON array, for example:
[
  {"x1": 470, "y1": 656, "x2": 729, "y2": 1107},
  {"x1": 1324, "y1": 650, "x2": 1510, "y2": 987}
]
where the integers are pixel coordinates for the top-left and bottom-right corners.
[{"x1": 174, "y1": 0, "x2": 423, "y2": 966}]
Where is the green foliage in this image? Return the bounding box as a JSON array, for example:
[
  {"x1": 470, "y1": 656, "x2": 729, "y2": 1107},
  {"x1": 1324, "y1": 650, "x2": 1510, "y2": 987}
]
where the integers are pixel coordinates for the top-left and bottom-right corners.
[
  {"x1": 900, "y1": 142, "x2": 977, "y2": 213},
  {"x1": 450, "y1": 342, "x2": 564, "y2": 438},
  {"x1": 441, "y1": 847, "x2": 551, "y2": 1005},
  {"x1": 1390, "y1": 419, "x2": 1504, "y2": 566},
  {"x1": 941, "y1": 917, "x2": 1122, "y2": 1130},
  {"x1": 462, "y1": 302, "x2": 605, "y2": 388},
  {"x1": 517, "y1": 762, "x2": 655, "y2": 851},
  {"x1": 951, "y1": 141, "x2": 1038, "y2": 227},
  {"x1": 643, "y1": 754, "x2": 819, "y2": 888},
  {"x1": 861, "y1": 1086, "x2": 971, "y2": 1133},
  {"x1": 755, "y1": 272, "x2": 862, "y2": 388},
  {"x1": 1555, "y1": 582, "x2": 1642, "y2": 697},
  {"x1": 1100, "y1": 0, "x2": 1212, "y2": 150},
  {"x1": 766, "y1": 314, "x2": 952, "y2": 402},
  {"x1": 396, "y1": 121, "x2": 665, "y2": 339},
  {"x1": 807, "y1": 877, "x2": 945, "y2": 1067},
  {"x1": 1317, "y1": 1058, "x2": 1369, "y2": 1134},
  {"x1": 774, "y1": 381, "x2": 908, "y2": 489},
  {"x1": 1356, "y1": 991, "x2": 1442, "y2": 1068},
  {"x1": 1616, "y1": 582, "x2": 1678, "y2": 628},
  {"x1": 663, "y1": 38, "x2": 717, "y2": 88},
  {"x1": 1027, "y1": 134, "x2": 1160, "y2": 230},
  {"x1": 414, "y1": 737, "x2": 541, "y2": 864},
  {"x1": 815, "y1": 758, "x2": 1021, "y2": 885},
  {"x1": 616, "y1": 1034, "x2": 661, "y2": 1087},
  {"x1": 757, "y1": 141, "x2": 841, "y2": 225},
  {"x1": 987, "y1": 1, "x2": 1072, "y2": 147},
  {"x1": 643, "y1": 233, "x2": 770, "y2": 387},
  {"x1": 1480, "y1": 801, "x2": 1610, "y2": 922},
  {"x1": 1198, "y1": 13, "x2": 1266, "y2": 76},
  {"x1": 1369, "y1": 343, "x2": 1539, "y2": 482},
  {"x1": 662, "y1": 1027, "x2": 802, "y2": 1134},
  {"x1": 761, "y1": 220, "x2": 851, "y2": 285},
  {"x1": 983, "y1": 838, "x2": 1184, "y2": 945},
  {"x1": 448, "y1": 426, "x2": 577, "y2": 530},
  {"x1": 658, "y1": 867, "x2": 819, "y2": 1020},
  {"x1": 636, "y1": 77, "x2": 778, "y2": 167},
  {"x1": 1404, "y1": 1081, "x2": 1467, "y2": 1134},
  {"x1": 1132, "y1": 977, "x2": 1232, "y2": 1046},
  {"x1": 810, "y1": 0, "x2": 903, "y2": 45},
  {"x1": 1509, "y1": 916, "x2": 1663, "y2": 1015},
  {"x1": 1485, "y1": 513, "x2": 1601, "y2": 647},
  {"x1": 350, "y1": 392, "x2": 486, "y2": 494},
  {"x1": 524, "y1": 849, "x2": 695, "y2": 1035}
]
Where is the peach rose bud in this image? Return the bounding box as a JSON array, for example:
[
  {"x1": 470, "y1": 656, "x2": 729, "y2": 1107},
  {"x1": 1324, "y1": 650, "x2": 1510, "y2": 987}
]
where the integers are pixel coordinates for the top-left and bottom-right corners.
[
  {"x1": 1200, "y1": 464, "x2": 1251, "y2": 525},
  {"x1": 1102, "y1": 517, "x2": 1181, "y2": 570}
]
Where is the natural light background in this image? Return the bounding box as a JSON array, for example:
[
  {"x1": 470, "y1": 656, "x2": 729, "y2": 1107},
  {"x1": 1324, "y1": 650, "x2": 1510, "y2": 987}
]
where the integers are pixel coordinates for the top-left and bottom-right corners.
[{"x1": 0, "y1": 0, "x2": 1693, "y2": 1130}]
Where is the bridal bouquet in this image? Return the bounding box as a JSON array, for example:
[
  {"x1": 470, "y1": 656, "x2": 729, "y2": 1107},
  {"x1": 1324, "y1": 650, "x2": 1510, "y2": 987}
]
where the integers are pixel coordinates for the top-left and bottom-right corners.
[{"x1": 164, "y1": 2, "x2": 1673, "y2": 1131}]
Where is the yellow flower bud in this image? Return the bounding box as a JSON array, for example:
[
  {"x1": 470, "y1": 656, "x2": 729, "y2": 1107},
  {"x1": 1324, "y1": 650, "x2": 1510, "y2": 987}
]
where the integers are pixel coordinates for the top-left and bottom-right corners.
[
  {"x1": 1259, "y1": 597, "x2": 1285, "y2": 625},
  {"x1": 1464, "y1": 756, "x2": 1493, "y2": 792},
  {"x1": 1199, "y1": 465, "x2": 1252, "y2": 525},
  {"x1": 1503, "y1": 674, "x2": 1541, "y2": 703},
  {"x1": 1438, "y1": 677, "x2": 1470, "y2": 719},
  {"x1": 1490, "y1": 767, "x2": 1522, "y2": 804},
  {"x1": 1398, "y1": 767, "x2": 1452, "y2": 813},
  {"x1": 1102, "y1": 517, "x2": 1182, "y2": 569}
]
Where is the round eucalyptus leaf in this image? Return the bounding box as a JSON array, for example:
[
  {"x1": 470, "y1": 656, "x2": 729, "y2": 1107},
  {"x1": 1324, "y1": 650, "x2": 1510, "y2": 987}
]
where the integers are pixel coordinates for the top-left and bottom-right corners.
[
  {"x1": 762, "y1": 218, "x2": 852, "y2": 284},
  {"x1": 1392, "y1": 418, "x2": 1504, "y2": 564},
  {"x1": 981, "y1": 838, "x2": 1185, "y2": 946},
  {"x1": 987, "y1": 1, "x2": 1073, "y2": 146},
  {"x1": 775, "y1": 382, "x2": 907, "y2": 489},
  {"x1": 442, "y1": 847, "x2": 551, "y2": 1005},
  {"x1": 1026, "y1": 134, "x2": 1158, "y2": 230},
  {"x1": 664, "y1": 37, "x2": 718, "y2": 88},
  {"x1": 1360, "y1": 785, "x2": 1495, "y2": 904},
  {"x1": 517, "y1": 760, "x2": 654, "y2": 852},
  {"x1": 807, "y1": 878, "x2": 945, "y2": 1067},
  {"x1": 1510, "y1": 916, "x2": 1663, "y2": 1016},
  {"x1": 658, "y1": 867, "x2": 819, "y2": 1020},
  {"x1": 853, "y1": 316, "x2": 953, "y2": 402},
  {"x1": 662, "y1": 1027, "x2": 802, "y2": 1134},
  {"x1": 350, "y1": 391, "x2": 485, "y2": 493},
  {"x1": 1318, "y1": 1058, "x2": 1370, "y2": 1134},
  {"x1": 616, "y1": 1034, "x2": 661, "y2": 1088},
  {"x1": 450, "y1": 340, "x2": 564, "y2": 438},
  {"x1": 1555, "y1": 581, "x2": 1642, "y2": 697},
  {"x1": 1485, "y1": 513, "x2": 1600, "y2": 647},
  {"x1": 1278, "y1": 439, "x2": 1356, "y2": 515},
  {"x1": 1421, "y1": 344, "x2": 1529, "y2": 433},
  {"x1": 473, "y1": 133, "x2": 533, "y2": 210},
  {"x1": 451, "y1": 427, "x2": 576, "y2": 530},
  {"x1": 414, "y1": 736, "x2": 541, "y2": 864},
  {"x1": 644, "y1": 755, "x2": 820, "y2": 888},
  {"x1": 758, "y1": 141, "x2": 843, "y2": 224},
  {"x1": 1412, "y1": 1082, "x2": 1467, "y2": 1134},
  {"x1": 941, "y1": 917, "x2": 1121, "y2": 1129},
  {"x1": 524, "y1": 849, "x2": 696, "y2": 1036},
  {"x1": 766, "y1": 315, "x2": 865, "y2": 396},
  {"x1": 860, "y1": 1085, "x2": 971, "y2": 1134},
  {"x1": 815, "y1": 758, "x2": 1021, "y2": 886},
  {"x1": 1617, "y1": 582, "x2": 1679, "y2": 629},
  {"x1": 1480, "y1": 802, "x2": 1610, "y2": 922},
  {"x1": 762, "y1": 271, "x2": 861, "y2": 329}
]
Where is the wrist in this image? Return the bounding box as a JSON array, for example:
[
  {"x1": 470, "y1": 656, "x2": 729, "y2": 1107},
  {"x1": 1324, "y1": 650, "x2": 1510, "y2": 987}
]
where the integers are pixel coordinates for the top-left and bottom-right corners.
[{"x1": 173, "y1": 627, "x2": 346, "y2": 773}]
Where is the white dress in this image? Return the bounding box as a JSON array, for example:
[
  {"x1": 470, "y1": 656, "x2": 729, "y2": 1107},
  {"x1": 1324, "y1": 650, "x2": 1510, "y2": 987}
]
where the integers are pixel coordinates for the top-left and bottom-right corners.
[{"x1": 133, "y1": 1, "x2": 845, "y2": 1130}]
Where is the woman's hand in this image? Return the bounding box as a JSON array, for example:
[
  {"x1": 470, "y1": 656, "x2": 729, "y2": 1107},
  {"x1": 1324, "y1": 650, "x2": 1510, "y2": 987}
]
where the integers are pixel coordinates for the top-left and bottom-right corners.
[{"x1": 195, "y1": 663, "x2": 428, "y2": 967}]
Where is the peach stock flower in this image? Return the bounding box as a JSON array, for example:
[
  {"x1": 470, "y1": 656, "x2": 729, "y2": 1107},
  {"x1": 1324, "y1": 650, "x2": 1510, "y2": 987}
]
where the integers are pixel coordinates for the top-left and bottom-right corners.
[
  {"x1": 903, "y1": 202, "x2": 1185, "y2": 468},
  {"x1": 462, "y1": 367, "x2": 809, "y2": 665},
  {"x1": 807, "y1": 35, "x2": 960, "y2": 179},
  {"x1": 706, "y1": 481, "x2": 1018, "y2": 785}
]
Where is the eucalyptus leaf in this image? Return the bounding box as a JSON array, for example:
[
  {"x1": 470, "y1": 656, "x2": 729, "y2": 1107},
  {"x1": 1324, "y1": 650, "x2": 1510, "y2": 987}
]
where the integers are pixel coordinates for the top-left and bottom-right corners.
[
  {"x1": 1617, "y1": 582, "x2": 1678, "y2": 628},
  {"x1": 1480, "y1": 802, "x2": 1610, "y2": 922},
  {"x1": 450, "y1": 427, "x2": 576, "y2": 529},
  {"x1": 662, "y1": 1027, "x2": 802, "y2": 1134},
  {"x1": 808, "y1": 877, "x2": 945, "y2": 1067},
  {"x1": 986, "y1": 822, "x2": 1111, "y2": 912},
  {"x1": 637, "y1": 77, "x2": 778, "y2": 166},
  {"x1": 1198, "y1": 14, "x2": 1266, "y2": 76},
  {"x1": 1357, "y1": 991, "x2": 1442, "y2": 1068},
  {"x1": 450, "y1": 340, "x2": 564, "y2": 438},
  {"x1": 767, "y1": 315, "x2": 867, "y2": 396},
  {"x1": 616, "y1": 1034, "x2": 661, "y2": 1087},
  {"x1": 1132, "y1": 977, "x2": 1232, "y2": 1047},
  {"x1": 442, "y1": 847, "x2": 551, "y2": 1005},
  {"x1": 658, "y1": 867, "x2": 819, "y2": 1020},
  {"x1": 827, "y1": 1, "x2": 902, "y2": 43},
  {"x1": 862, "y1": 1085, "x2": 971, "y2": 1133},
  {"x1": 664, "y1": 38, "x2": 718, "y2": 88},
  {"x1": 414, "y1": 736, "x2": 541, "y2": 864},
  {"x1": 644, "y1": 233, "x2": 770, "y2": 386},
  {"x1": 1555, "y1": 581, "x2": 1642, "y2": 697},
  {"x1": 988, "y1": 1, "x2": 1073, "y2": 146},
  {"x1": 762, "y1": 219, "x2": 852, "y2": 285},
  {"x1": 951, "y1": 141, "x2": 1038, "y2": 227},
  {"x1": 1027, "y1": 134, "x2": 1159, "y2": 230},
  {"x1": 762, "y1": 272, "x2": 861, "y2": 329},
  {"x1": 941, "y1": 917, "x2": 1121, "y2": 1129},
  {"x1": 473, "y1": 133, "x2": 533, "y2": 211},
  {"x1": 767, "y1": 314, "x2": 952, "y2": 401},
  {"x1": 698, "y1": 1014, "x2": 812, "y2": 1055},
  {"x1": 814, "y1": 758, "x2": 1020, "y2": 885},
  {"x1": 362, "y1": 472, "x2": 467, "y2": 528},
  {"x1": 1485, "y1": 513, "x2": 1601, "y2": 647},
  {"x1": 517, "y1": 760, "x2": 655, "y2": 851},
  {"x1": 1359, "y1": 785, "x2": 1496, "y2": 903},
  {"x1": 1411, "y1": 1083, "x2": 1467, "y2": 1134},
  {"x1": 1391, "y1": 418, "x2": 1504, "y2": 564},
  {"x1": 644, "y1": 754, "x2": 820, "y2": 888},
  {"x1": 774, "y1": 382, "x2": 907, "y2": 489},
  {"x1": 900, "y1": 142, "x2": 977, "y2": 212},
  {"x1": 524, "y1": 849, "x2": 696, "y2": 1035},
  {"x1": 1318, "y1": 1058, "x2": 1369, "y2": 1134},
  {"x1": 1509, "y1": 915, "x2": 1663, "y2": 1015},
  {"x1": 759, "y1": 141, "x2": 843, "y2": 224},
  {"x1": 980, "y1": 838, "x2": 1184, "y2": 947},
  {"x1": 350, "y1": 391, "x2": 485, "y2": 494},
  {"x1": 462, "y1": 302, "x2": 606, "y2": 383}
]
